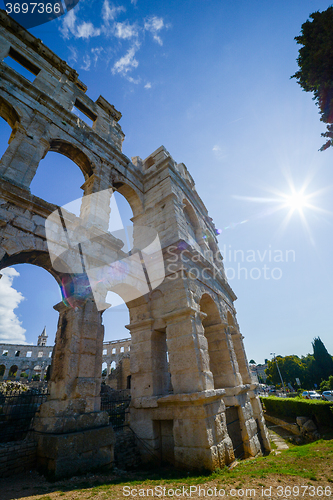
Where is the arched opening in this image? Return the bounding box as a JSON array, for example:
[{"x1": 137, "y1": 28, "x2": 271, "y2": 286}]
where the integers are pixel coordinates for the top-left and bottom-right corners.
[
  {"x1": 0, "y1": 97, "x2": 21, "y2": 178},
  {"x1": 227, "y1": 311, "x2": 236, "y2": 327},
  {"x1": 199, "y1": 294, "x2": 238, "y2": 389},
  {"x1": 102, "y1": 191, "x2": 133, "y2": 345},
  {"x1": 8, "y1": 365, "x2": 18, "y2": 379},
  {"x1": 0, "y1": 264, "x2": 61, "y2": 347},
  {"x1": 183, "y1": 199, "x2": 200, "y2": 246},
  {"x1": 200, "y1": 294, "x2": 222, "y2": 389},
  {"x1": 0, "y1": 364, "x2": 5, "y2": 379},
  {"x1": 110, "y1": 361, "x2": 116, "y2": 371},
  {"x1": 101, "y1": 362, "x2": 107, "y2": 377},
  {"x1": 113, "y1": 180, "x2": 143, "y2": 219},
  {"x1": 0, "y1": 116, "x2": 13, "y2": 162},
  {"x1": 30, "y1": 150, "x2": 86, "y2": 207}
]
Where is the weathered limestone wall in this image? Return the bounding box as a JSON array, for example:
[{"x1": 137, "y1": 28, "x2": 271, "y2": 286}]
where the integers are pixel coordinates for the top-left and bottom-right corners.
[{"x1": 0, "y1": 9, "x2": 270, "y2": 476}]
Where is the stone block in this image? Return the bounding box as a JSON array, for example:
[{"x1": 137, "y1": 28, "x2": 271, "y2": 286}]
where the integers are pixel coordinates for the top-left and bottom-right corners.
[
  {"x1": 12, "y1": 215, "x2": 35, "y2": 232},
  {"x1": 35, "y1": 425, "x2": 114, "y2": 479},
  {"x1": 1, "y1": 238, "x2": 23, "y2": 255},
  {"x1": 35, "y1": 225, "x2": 46, "y2": 238}
]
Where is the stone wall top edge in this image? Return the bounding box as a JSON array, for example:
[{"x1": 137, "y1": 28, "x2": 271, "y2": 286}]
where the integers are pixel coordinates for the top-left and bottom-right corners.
[
  {"x1": 0, "y1": 13, "x2": 122, "y2": 128},
  {"x1": 0, "y1": 10, "x2": 79, "y2": 82}
]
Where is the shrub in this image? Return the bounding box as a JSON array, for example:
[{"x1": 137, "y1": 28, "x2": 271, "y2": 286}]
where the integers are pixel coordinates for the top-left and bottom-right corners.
[{"x1": 261, "y1": 396, "x2": 333, "y2": 427}]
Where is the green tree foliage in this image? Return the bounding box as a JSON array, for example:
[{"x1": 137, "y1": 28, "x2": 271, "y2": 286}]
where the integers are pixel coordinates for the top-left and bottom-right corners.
[
  {"x1": 312, "y1": 337, "x2": 333, "y2": 382},
  {"x1": 265, "y1": 355, "x2": 306, "y2": 387},
  {"x1": 292, "y1": 7, "x2": 333, "y2": 150},
  {"x1": 319, "y1": 375, "x2": 333, "y2": 392}
]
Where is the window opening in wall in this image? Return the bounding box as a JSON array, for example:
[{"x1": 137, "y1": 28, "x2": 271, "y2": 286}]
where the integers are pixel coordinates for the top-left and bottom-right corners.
[
  {"x1": 112, "y1": 348, "x2": 116, "y2": 354},
  {"x1": 26, "y1": 351, "x2": 32, "y2": 357},
  {"x1": 0, "y1": 365, "x2": 5, "y2": 378},
  {"x1": 4, "y1": 47, "x2": 40, "y2": 82},
  {"x1": 103, "y1": 349, "x2": 107, "y2": 355},
  {"x1": 2, "y1": 350, "x2": 8, "y2": 356},
  {"x1": 120, "y1": 346, "x2": 124, "y2": 353},
  {"x1": 102, "y1": 362, "x2": 107, "y2": 377},
  {"x1": 110, "y1": 361, "x2": 116, "y2": 372},
  {"x1": 38, "y1": 352, "x2": 43, "y2": 358},
  {"x1": 14, "y1": 351, "x2": 20, "y2": 357},
  {"x1": 49, "y1": 352, "x2": 52, "y2": 358},
  {"x1": 72, "y1": 99, "x2": 97, "y2": 127}
]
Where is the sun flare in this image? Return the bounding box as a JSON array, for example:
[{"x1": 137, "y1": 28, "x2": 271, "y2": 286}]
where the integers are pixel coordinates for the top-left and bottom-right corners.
[{"x1": 284, "y1": 191, "x2": 308, "y2": 212}]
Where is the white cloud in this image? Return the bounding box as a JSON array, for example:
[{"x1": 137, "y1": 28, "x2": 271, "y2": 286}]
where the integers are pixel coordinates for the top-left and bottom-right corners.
[
  {"x1": 102, "y1": 0, "x2": 125, "y2": 24},
  {"x1": 212, "y1": 144, "x2": 227, "y2": 161},
  {"x1": 114, "y1": 21, "x2": 138, "y2": 40},
  {"x1": 60, "y1": 9, "x2": 101, "y2": 39},
  {"x1": 68, "y1": 46, "x2": 78, "y2": 64},
  {"x1": 77, "y1": 22, "x2": 101, "y2": 39},
  {"x1": 131, "y1": 0, "x2": 137, "y2": 5},
  {"x1": 127, "y1": 76, "x2": 141, "y2": 84},
  {"x1": 59, "y1": 9, "x2": 77, "y2": 39},
  {"x1": 91, "y1": 47, "x2": 104, "y2": 66},
  {"x1": 144, "y1": 15, "x2": 165, "y2": 45},
  {"x1": 81, "y1": 54, "x2": 91, "y2": 71},
  {"x1": 144, "y1": 82, "x2": 152, "y2": 89},
  {"x1": 112, "y1": 44, "x2": 140, "y2": 75},
  {"x1": 0, "y1": 268, "x2": 27, "y2": 344}
]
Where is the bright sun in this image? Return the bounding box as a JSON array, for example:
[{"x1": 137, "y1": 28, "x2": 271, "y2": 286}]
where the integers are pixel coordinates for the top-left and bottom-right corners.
[{"x1": 285, "y1": 192, "x2": 308, "y2": 212}]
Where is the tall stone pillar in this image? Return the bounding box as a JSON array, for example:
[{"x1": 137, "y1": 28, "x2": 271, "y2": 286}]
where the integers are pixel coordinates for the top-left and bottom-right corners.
[
  {"x1": 166, "y1": 310, "x2": 214, "y2": 394},
  {"x1": 0, "y1": 117, "x2": 50, "y2": 189},
  {"x1": 231, "y1": 332, "x2": 252, "y2": 385},
  {"x1": 33, "y1": 297, "x2": 114, "y2": 479},
  {"x1": 129, "y1": 318, "x2": 171, "y2": 458},
  {"x1": 203, "y1": 323, "x2": 242, "y2": 389}
]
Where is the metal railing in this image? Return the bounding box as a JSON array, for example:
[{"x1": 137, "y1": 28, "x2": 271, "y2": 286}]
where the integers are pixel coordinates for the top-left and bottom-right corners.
[
  {"x1": 100, "y1": 391, "x2": 131, "y2": 429},
  {"x1": 0, "y1": 388, "x2": 48, "y2": 442}
]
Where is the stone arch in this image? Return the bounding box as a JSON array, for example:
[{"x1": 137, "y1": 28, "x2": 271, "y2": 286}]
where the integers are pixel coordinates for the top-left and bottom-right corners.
[
  {"x1": 0, "y1": 364, "x2": 5, "y2": 378},
  {"x1": 0, "y1": 248, "x2": 61, "y2": 286},
  {"x1": 8, "y1": 364, "x2": 18, "y2": 378},
  {"x1": 48, "y1": 139, "x2": 94, "y2": 180},
  {"x1": 0, "y1": 95, "x2": 20, "y2": 131},
  {"x1": 183, "y1": 198, "x2": 200, "y2": 243},
  {"x1": 112, "y1": 177, "x2": 143, "y2": 218},
  {"x1": 0, "y1": 96, "x2": 21, "y2": 163},
  {"x1": 227, "y1": 310, "x2": 236, "y2": 327},
  {"x1": 199, "y1": 293, "x2": 223, "y2": 389}
]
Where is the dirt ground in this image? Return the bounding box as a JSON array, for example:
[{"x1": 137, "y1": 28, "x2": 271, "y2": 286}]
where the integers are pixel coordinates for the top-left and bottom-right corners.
[
  {"x1": 0, "y1": 465, "x2": 332, "y2": 500},
  {"x1": 1, "y1": 429, "x2": 333, "y2": 500}
]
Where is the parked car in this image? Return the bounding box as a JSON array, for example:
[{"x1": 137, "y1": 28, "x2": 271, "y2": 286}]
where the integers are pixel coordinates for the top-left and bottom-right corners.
[
  {"x1": 322, "y1": 390, "x2": 333, "y2": 401},
  {"x1": 302, "y1": 390, "x2": 321, "y2": 400}
]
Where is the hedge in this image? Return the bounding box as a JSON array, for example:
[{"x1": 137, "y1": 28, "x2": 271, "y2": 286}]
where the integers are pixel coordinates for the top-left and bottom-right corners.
[{"x1": 260, "y1": 396, "x2": 333, "y2": 428}]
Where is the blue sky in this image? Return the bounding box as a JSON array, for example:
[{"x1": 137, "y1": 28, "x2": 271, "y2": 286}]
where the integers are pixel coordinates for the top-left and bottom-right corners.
[{"x1": 1, "y1": 0, "x2": 333, "y2": 365}]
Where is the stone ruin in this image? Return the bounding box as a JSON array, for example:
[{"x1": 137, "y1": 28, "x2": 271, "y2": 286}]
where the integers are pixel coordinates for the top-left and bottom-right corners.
[{"x1": 0, "y1": 10, "x2": 270, "y2": 478}]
